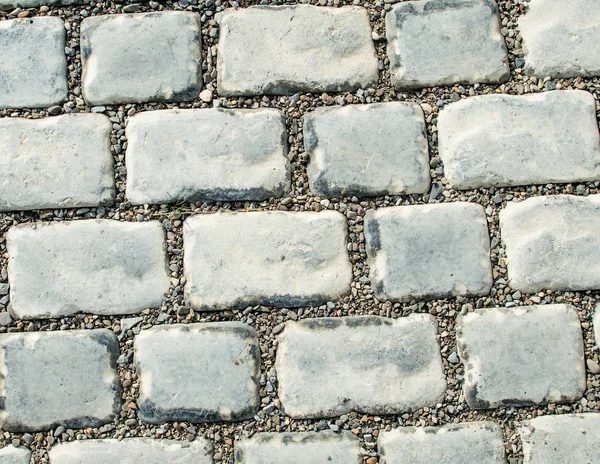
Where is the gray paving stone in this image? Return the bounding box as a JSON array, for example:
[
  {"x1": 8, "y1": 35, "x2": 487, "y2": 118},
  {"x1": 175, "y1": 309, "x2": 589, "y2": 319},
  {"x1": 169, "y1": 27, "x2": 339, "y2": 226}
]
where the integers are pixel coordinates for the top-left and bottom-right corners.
[
  {"x1": 183, "y1": 211, "x2": 352, "y2": 310},
  {"x1": 365, "y1": 203, "x2": 492, "y2": 302},
  {"x1": 0, "y1": 446, "x2": 30, "y2": 464},
  {"x1": 457, "y1": 305, "x2": 585, "y2": 409},
  {"x1": 7, "y1": 220, "x2": 169, "y2": 319},
  {"x1": 0, "y1": 329, "x2": 120, "y2": 432},
  {"x1": 0, "y1": 114, "x2": 114, "y2": 212},
  {"x1": 126, "y1": 108, "x2": 289, "y2": 205},
  {"x1": 386, "y1": 0, "x2": 509, "y2": 89},
  {"x1": 0, "y1": 17, "x2": 67, "y2": 109},
  {"x1": 134, "y1": 322, "x2": 260, "y2": 423},
  {"x1": 0, "y1": 0, "x2": 82, "y2": 9},
  {"x1": 275, "y1": 315, "x2": 446, "y2": 419},
  {"x1": 304, "y1": 102, "x2": 430, "y2": 197},
  {"x1": 81, "y1": 12, "x2": 202, "y2": 105},
  {"x1": 216, "y1": 5, "x2": 378, "y2": 96}
]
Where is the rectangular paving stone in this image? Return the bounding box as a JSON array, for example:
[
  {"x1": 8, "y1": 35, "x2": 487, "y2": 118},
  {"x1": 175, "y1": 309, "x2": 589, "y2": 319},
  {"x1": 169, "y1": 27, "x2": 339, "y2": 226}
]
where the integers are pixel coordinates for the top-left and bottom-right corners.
[
  {"x1": 0, "y1": 329, "x2": 121, "y2": 432},
  {"x1": 365, "y1": 203, "x2": 492, "y2": 302},
  {"x1": 275, "y1": 315, "x2": 446, "y2": 419},
  {"x1": 134, "y1": 322, "x2": 260, "y2": 423},
  {"x1": 457, "y1": 304, "x2": 585, "y2": 409},
  {"x1": 0, "y1": 114, "x2": 114, "y2": 212},
  {"x1": 386, "y1": 0, "x2": 509, "y2": 89},
  {"x1": 216, "y1": 5, "x2": 378, "y2": 96},
  {"x1": 126, "y1": 108, "x2": 289, "y2": 205},
  {"x1": 81, "y1": 12, "x2": 202, "y2": 105},
  {"x1": 304, "y1": 102, "x2": 430, "y2": 197},
  {"x1": 0, "y1": 446, "x2": 30, "y2": 464},
  {"x1": 438, "y1": 91, "x2": 600, "y2": 189},
  {"x1": 7, "y1": 219, "x2": 170, "y2": 319},
  {"x1": 1, "y1": 0, "x2": 82, "y2": 10},
  {"x1": 183, "y1": 211, "x2": 352, "y2": 310}
]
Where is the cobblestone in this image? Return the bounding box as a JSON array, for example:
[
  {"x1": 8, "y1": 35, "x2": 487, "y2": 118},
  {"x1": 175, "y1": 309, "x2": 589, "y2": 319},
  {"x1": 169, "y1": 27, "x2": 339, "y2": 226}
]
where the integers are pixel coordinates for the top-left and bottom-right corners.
[{"x1": 0, "y1": 446, "x2": 30, "y2": 464}]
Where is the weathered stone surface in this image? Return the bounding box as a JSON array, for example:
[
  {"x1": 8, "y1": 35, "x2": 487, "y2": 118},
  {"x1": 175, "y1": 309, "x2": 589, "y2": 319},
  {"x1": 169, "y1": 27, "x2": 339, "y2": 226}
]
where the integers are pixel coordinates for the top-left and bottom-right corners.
[
  {"x1": 0, "y1": 0, "x2": 82, "y2": 10},
  {"x1": 0, "y1": 330, "x2": 120, "y2": 432},
  {"x1": 438, "y1": 91, "x2": 600, "y2": 189},
  {"x1": 81, "y1": 12, "x2": 202, "y2": 105},
  {"x1": 126, "y1": 108, "x2": 289, "y2": 205},
  {"x1": 386, "y1": 0, "x2": 509, "y2": 89},
  {"x1": 0, "y1": 17, "x2": 67, "y2": 108},
  {"x1": 378, "y1": 422, "x2": 506, "y2": 464},
  {"x1": 0, "y1": 447, "x2": 30, "y2": 464},
  {"x1": 183, "y1": 211, "x2": 352, "y2": 310},
  {"x1": 365, "y1": 203, "x2": 492, "y2": 302},
  {"x1": 0, "y1": 114, "x2": 114, "y2": 212},
  {"x1": 304, "y1": 102, "x2": 430, "y2": 197},
  {"x1": 134, "y1": 322, "x2": 260, "y2": 423},
  {"x1": 7, "y1": 220, "x2": 169, "y2": 319},
  {"x1": 275, "y1": 315, "x2": 446, "y2": 418},
  {"x1": 216, "y1": 5, "x2": 378, "y2": 96},
  {"x1": 499, "y1": 195, "x2": 600, "y2": 293},
  {"x1": 457, "y1": 305, "x2": 585, "y2": 409}
]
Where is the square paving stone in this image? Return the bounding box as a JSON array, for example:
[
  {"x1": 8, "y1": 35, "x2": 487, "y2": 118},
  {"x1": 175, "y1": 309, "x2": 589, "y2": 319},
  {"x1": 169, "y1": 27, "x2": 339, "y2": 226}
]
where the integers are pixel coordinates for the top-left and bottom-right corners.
[{"x1": 0, "y1": 446, "x2": 30, "y2": 464}]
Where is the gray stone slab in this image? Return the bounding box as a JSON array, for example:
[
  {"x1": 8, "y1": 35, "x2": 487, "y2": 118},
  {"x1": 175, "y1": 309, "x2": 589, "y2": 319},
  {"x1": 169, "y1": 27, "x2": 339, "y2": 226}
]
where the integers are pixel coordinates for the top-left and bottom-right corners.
[
  {"x1": 275, "y1": 315, "x2": 446, "y2": 419},
  {"x1": 365, "y1": 203, "x2": 492, "y2": 302},
  {"x1": 0, "y1": 0, "x2": 82, "y2": 9},
  {"x1": 304, "y1": 102, "x2": 430, "y2": 197},
  {"x1": 457, "y1": 304, "x2": 585, "y2": 409},
  {"x1": 183, "y1": 211, "x2": 352, "y2": 310},
  {"x1": 386, "y1": 0, "x2": 509, "y2": 89},
  {"x1": 134, "y1": 322, "x2": 260, "y2": 423},
  {"x1": 0, "y1": 329, "x2": 120, "y2": 432},
  {"x1": 81, "y1": 12, "x2": 202, "y2": 105},
  {"x1": 7, "y1": 220, "x2": 169, "y2": 319},
  {"x1": 0, "y1": 17, "x2": 67, "y2": 109},
  {"x1": 0, "y1": 447, "x2": 30, "y2": 464},
  {"x1": 126, "y1": 108, "x2": 289, "y2": 205},
  {"x1": 216, "y1": 5, "x2": 378, "y2": 96}
]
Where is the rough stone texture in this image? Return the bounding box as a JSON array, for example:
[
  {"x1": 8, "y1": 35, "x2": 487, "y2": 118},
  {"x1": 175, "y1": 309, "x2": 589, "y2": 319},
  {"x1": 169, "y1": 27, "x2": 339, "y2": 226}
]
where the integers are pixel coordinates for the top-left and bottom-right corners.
[
  {"x1": 0, "y1": 330, "x2": 121, "y2": 432},
  {"x1": 216, "y1": 5, "x2": 378, "y2": 96},
  {"x1": 386, "y1": 0, "x2": 509, "y2": 89},
  {"x1": 275, "y1": 315, "x2": 446, "y2": 419},
  {"x1": 304, "y1": 102, "x2": 430, "y2": 197},
  {"x1": 134, "y1": 322, "x2": 260, "y2": 423},
  {"x1": 499, "y1": 195, "x2": 600, "y2": 293},
  {"x1": 438, "y1": 91, "x2": 600, "y2": 189},
  {"x1": 0, "y1": 17, "x2": 67, "y2": 109},
  {"x1": 183, "y1": 211, "x2": 352, "y2": 310},
  {"x1": 0, "y1": 447, "x2": 30, "y2": 464},
  {"x1": 81, "y1": 12, "x2": 202, "y2": 105},
  {"x1": 595, "y1": 304, "x2": 600, "y2": 351},
  {"x1": 365, "y1": 203, "x2": 492, "y2": 302},
  {"x1": 0, "y1": 0, "x2": 81, "y2": 9},
  {"x1": 7, "y1": 220, "x2": 169, "y2": 319},
  {"x1": 0, "y1": 114, "x2": 115, "y2": 211},
  {"x1": 457, "y1": 305, "x2": 585, "y2": 409},
  {"x1": 126, "y1": 108, "x2": 289, "y2": 205}
]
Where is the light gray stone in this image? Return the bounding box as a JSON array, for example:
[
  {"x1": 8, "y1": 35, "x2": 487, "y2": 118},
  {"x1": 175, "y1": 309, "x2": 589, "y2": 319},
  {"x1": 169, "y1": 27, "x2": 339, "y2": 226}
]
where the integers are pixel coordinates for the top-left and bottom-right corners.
[
  {"x1": 126, "y1": 108, "x2": 289, "y2": 205},
  {"x1": 457, "y1": 304, "x2": 585, "y2": 409},
  {"x1": 81, "y1": 12, "x2": 202, "y2": 105},
  {"x1": 0, "y1": 329, "x2": 120, "y2": 432},
  {"x1": 183, "y1": 211, "x2": 352, "y2": 310},
  {"x1": 0, "y1": 447, "x2": 30, "y2": 464},
  {"x1": 304, "y1": 102, "x2": 430, "y2": 197},
  {"x1": 7, "y1": 220, "x2": 169, "y2": 319},
  {"x1": 0, "y1": 0, "x2": 82, "y2": 9},
  {"x1": 386, "y1": 0, "x2": 509, "y2": 89},
  {"x1": 216, "y1": 5, "x2": 378, "y2": 96},
  {"x1": 275, "y1": 315, "x2": 446, "y2": 419}
]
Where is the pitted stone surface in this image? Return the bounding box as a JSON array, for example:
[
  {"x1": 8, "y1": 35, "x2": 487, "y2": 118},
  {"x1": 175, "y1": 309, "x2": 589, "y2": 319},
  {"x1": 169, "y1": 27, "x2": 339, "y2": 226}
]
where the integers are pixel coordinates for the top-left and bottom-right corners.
[
  {"x1": 183, "y1": 211, "x2": 352, "y2": 310},
  {"x1": 438, "y1": 91, "x2": 600, "y2": 189},
  {"x1": 0, "y1": 329, "x2": 120, "y2": 432},
  {"x1": 386, "y1": 0, "x2": 509, "y2": 89},
  {"x1": 0, "y1": 114, "x2": 114, "y2": 211},
  {"x1": 7, "y1": 220, "x2": 169, "y2": 319},
  {"x1": 81, "y1": 12, "x2": 202, "y2": 105},
  {"x1": 457, "y1": 305, "x2": 585, "y2": 409},
  {"x1": 126, "y1": 108, "x2": 289, "y2": 205},
  {"x1": 0, "y1": 446, "x2": 30, "y2": 464},
  {"x1": 0, "y1": 17, "x2": 67, "y2": 109},
  {"x1": 216, "y1": 5, "x2": 378, "y2": 96},
  {"x1": 499, "y1": 195, "x2": 600, "y2": 293},
  {"x1": 304, "y1": 102, "x2": 430, "y2": 197},
  {"x1": 275, "y1": 315, "x2": 446, "y2": 419},
  {"x1": 134, "y1": 322, "x2": 260, "y2": 423},
  {"x1": 365, "y1": 203, "x2": 492, "y2": 302}
]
